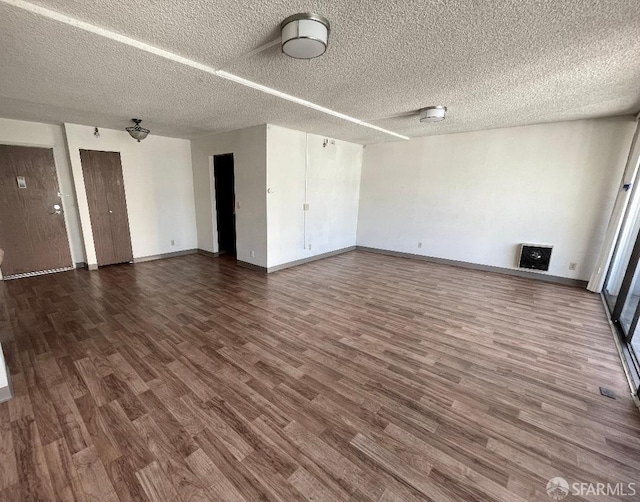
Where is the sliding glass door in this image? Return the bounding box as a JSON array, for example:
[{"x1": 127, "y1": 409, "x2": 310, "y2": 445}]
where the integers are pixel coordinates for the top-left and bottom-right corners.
[
  {"x1": 604, "y1": 190, "x2": 640, "y2": 311},
  {"x1": 602, "y1": 123, "x2": 640, "y2": 396},
  {"x1": 632, "y1": 332, "x2": 640, "y2": 362},
  {"x1": 604, "y1": 226, "x2": 640, "y2": 393}
]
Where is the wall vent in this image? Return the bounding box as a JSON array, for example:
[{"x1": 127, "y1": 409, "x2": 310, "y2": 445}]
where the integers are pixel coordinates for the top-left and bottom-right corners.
[{"x1": 518, "y1": 244, "x2": 552, "y2": 271}]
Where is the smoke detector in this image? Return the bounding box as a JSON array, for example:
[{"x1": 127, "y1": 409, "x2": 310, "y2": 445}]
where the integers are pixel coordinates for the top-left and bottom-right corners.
[
  {"x1": 281, "y1": 13, "x2": 330, "y2": 59},
  {"x1": 419, "y1": 106, "x2": 447, "y2": 123}
]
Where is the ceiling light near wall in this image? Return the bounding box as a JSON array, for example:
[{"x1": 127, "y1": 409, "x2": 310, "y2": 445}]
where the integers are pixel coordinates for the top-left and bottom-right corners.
[
  {"x1": 281, "y1": 13, "x2": 330, "y2": 59},
  {"x1": 420, "y1": 106, "x2": 447, "y2": 123},
  {"x1": 125, "y1": 118, "x2": 150, "y2": 142}
]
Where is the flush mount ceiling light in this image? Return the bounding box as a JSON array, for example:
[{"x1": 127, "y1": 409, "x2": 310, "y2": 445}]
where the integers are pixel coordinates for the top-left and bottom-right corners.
[
  {"x1": 125, "y1": 118, "x2": 150, "y2": 142},
  {"x1": 419, "y1": 106, "x2": 447, "y2": 123},
  {"x1": 281, "y1": 13, "x2": 330, "y2": 59}
]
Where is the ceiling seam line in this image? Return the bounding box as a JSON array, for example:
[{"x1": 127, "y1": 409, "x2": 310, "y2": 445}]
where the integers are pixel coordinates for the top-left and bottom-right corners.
[
  {"x1": 217, "y1": 38, "x2": 282, "y2": 72},
  {"x1": 0, "y1": 0, "x2": 408, "y2": 140}
]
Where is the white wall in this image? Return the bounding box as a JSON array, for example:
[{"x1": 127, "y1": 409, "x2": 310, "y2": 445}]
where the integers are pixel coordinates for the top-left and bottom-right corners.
[
  {"x1": 190, "y1": 125, "x2": 267, "y2": 267},
  {"x1": 0, "y1": 343, "x2": 10, "y2": 402},
  {"x1": 357, "y1": 117, "x2": 636, "y2": 280},
  {"x1": 266, "y1": 125, "x2": 363, "y2": 268},
  {"x1": 0, "y1": 117, "x2": 84, "y2": 265},
  {"x1": 65, "y1": 124, "x2": 197, "y2": 266}
]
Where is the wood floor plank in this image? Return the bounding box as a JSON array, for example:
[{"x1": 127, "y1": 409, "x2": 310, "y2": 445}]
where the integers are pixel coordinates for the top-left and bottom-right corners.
[
  {"x1": 194, "y1": 426, "x2": 271, "y2": 502},
  {"x1": 251, "y1": 414, "x2": 353, "y2": 502},
  {"x1": 27, "y1": 381, "x2": 64, "y2": 446},
  {"x1": 138, "y1": 389, "x2": 199, "y2": 458},
  {"x1": 208, "y1": 394, "x2": 298, "y2": 476},
  {"x1": 284, "y1": 420, "x2": 384, "y2": 501},
  {"x1": 74, "y1": 357, "x2": 110, "y2": 407},
  {"x1": 241, "y1": 448, "x2": 306, "y2": 502},
  {"x1": 182, "y1": 394, "x2": 254, "y2": 461},
  {"x1": 43, "y1": 438, "x2": 86, "y2": 502},
  {"x1": 7, "y1": 394, "x2": 33, "y2": 423},
  {"x1": 48, "y1": 383, "x2": 92, "y2": 455},
  {"x1": 186, "y1": 448, "x2": 248, "y2": 502},
  {"x1": 133, "y1": 413, "x2": 210, "y2": 502},
  {"x1": 75, "y1": 394, "x2": 122, "y2": 465},
  {"x1": 99, "y1": 400, "x2": 154, "y2": 471},
  {"x1": 136, "y1": 460, "x2": 181, "y2": 502},
  {"x1": 11, "y1": 416, "x2": 56, "y2": 501},
  {"x1": 289, "y1": 466, "x2": 342, "y2": 502},
  {"x1": 381, "y1": 423, "x2": 525, "y2": 502},
  {"x1": 72, "y1": 445, "x2": 120, "y2": 502},
  {"x1": 0, "y1": 482, "x2": 23, "y2": 502},
  {"x1": 107, "y1": 351, "x2": 150, "y2": 396},
  {"x1": 57, "y1": 355, "x2": 89, "y2": 400},
  {"x1": 105, "y1": 456, "x2": 151, "y2": 502},
  {"x1": 0, "y1": 251, "x2": 638, "y2": 502},
  {"x1": 0, "y1": 405, "x2": 18, "y2": 491}
]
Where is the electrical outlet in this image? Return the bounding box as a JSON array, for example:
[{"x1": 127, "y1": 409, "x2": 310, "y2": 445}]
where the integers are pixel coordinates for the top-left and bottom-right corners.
[
  {"x1": 170, "y1": 240, "x2": 175, "y2": 246},
  {"x1": 308, "y1": 244, "x2": 311, "y2": 250},
  {"x1": 569, "y1": 262, "x2": 577, "y2": 270},
  {"x1": 303, "y1": 203, "x2": 310, "y2": 211},
  {"x1": 250, "y1": 250, "x2": 255, "y2": 258},
  {"x1": 418, "y1": 242, "x2": 423, "y2": 248}
]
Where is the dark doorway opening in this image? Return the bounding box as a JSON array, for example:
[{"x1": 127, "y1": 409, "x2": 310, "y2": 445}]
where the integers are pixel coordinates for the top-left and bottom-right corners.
[{"x1": 213, "y1": 154, "x2": 236, "y2": 256}]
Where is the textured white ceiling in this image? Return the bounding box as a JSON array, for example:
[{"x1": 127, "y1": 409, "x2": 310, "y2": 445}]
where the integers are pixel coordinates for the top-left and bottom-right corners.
[{"x1": 0, "y1": 0, "x2": 638, "y2": 143}]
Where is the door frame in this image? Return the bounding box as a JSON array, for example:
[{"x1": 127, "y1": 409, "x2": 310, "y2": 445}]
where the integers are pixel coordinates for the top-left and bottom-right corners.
[{"x1": 0, "y1": 140, "x2": 75, "y2": 279}]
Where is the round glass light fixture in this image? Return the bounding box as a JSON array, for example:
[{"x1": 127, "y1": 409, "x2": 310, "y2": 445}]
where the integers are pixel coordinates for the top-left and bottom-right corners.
[
  {"x1": 125, "y1": 118, "x2": 150, "y2": 142},
  {"x1": 281, "y1": 13, "x2": 330, "y2": 59},
  {"x1": 419, "y1": 106, "x2": 447, "y2": 123}
]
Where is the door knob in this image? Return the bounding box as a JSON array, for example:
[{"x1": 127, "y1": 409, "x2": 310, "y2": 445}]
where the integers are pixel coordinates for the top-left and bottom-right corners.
[
  {"x1": 109, "y1": 210, "x2": 113, "y2": 214},
  {"x1": 50, "y1": 204, "x2": 62, "y2": 215}
]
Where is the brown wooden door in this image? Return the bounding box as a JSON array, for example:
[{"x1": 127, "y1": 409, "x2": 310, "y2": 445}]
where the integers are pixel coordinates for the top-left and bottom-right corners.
[
  {"x1": 80, "y1": 150, "x2": 133, "y2": 266},
  {"x1": 0, "y1": 145, "x2": 73, "y2": 276}
]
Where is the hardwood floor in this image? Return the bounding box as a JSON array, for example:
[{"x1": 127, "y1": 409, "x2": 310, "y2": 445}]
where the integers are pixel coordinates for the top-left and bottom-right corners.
[{"x1": 0, "y1": 250, "x2": 638, "y2": 502}]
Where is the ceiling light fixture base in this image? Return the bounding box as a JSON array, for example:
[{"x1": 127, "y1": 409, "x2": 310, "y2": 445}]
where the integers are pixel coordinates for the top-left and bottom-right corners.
[
  {"x1": 281, "y1": 13, "x2": 330, "y2": 59},
  {"x1": 419, "y1": 106, "x2": 447, "y2": 123}
]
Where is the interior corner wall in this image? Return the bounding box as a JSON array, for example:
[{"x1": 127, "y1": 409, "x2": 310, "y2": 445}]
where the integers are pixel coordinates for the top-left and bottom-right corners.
[
  {"x1": 266, "y1": 124, "x2": 363, "y2": 268},
  {"x1": 190, "y1": 125, "x2": 268, "y2": 267},
  {"x1": 0, "y1": 117, "x2": 85, "y2": 265},
  {"x1": 64, "y1": 123, "x2": 197, "y2": 266},
  {"x1": 357, "y1": 117, "x2": 636, "y2": 281}
]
